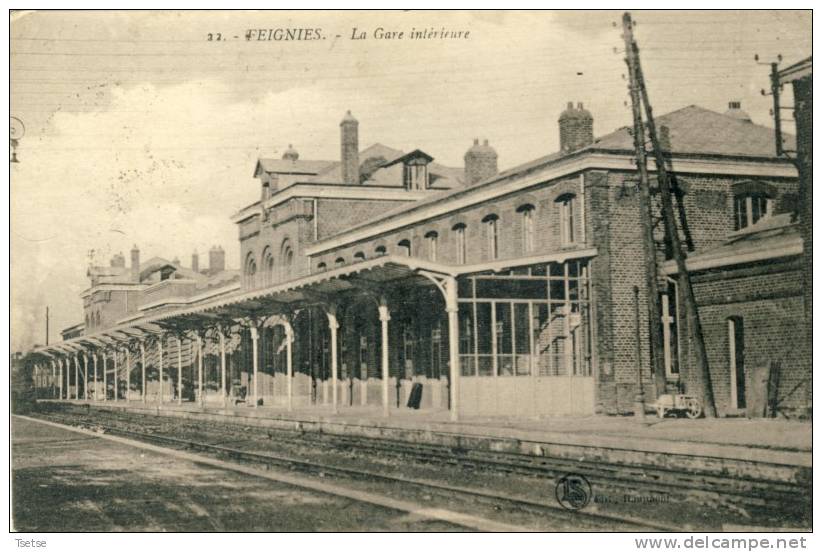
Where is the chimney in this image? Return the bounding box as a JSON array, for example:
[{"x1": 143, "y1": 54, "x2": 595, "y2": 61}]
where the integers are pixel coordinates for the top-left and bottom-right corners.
[
  {"x1": 130, "y1": 244, "x2": 140, "y2": 282},
  {"x1": 110, "y1": 252, "x2": 125, "y2": 268},
  {"x1": 282, "y1": 144, "x2": 299, "y2": 161},
  {"x1": 340, "y1": 110, "x2": 359, "y2": 185},
  {"x1": 724, "y1": 100, "x2": 752, "y2": 123},
  {"x1": 172, "y1": 256, "x2": 181, "y2": 267},
  {"x1": 191, "y1": 250, "x2": 199, "y2": 274},
  {"x1": 464, "y1": 138, "x2": 499, "y2": 185},
  {"x1": 659, "y1": 125, "x2": 671, "y2": 152},
  {"x1": 558, "y1": 101, "x2": 594, "y2": 153},
  {"x1": 209, "y1": 245, "x2": 226, "y2": 274}
]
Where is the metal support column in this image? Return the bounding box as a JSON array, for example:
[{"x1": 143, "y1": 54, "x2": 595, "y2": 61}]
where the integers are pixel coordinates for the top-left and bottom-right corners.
[
  {"x1": 141, "y1": 341, "x2": 147, "y2": 403},
  {"x1": 445, "y1": 276, "x2": 460, "y2": 422},
  {"x1": 176, "y1": 337, "x2": 183, "y2": 405},
  {"x1": 285, "y1": 322, "x2": 294, "y2": 412},
  {"x1": 378, "y1": 298, "x2": 391, "y2": 418},
  {"x1": 326, "y1": 307, "x2": 339, "y2": 414},
  {"x1": 219, "y1": 332, "x2": 227, "y2": 408},
  {"x1": 197, "y1": 335, "x2": 204, "y2": 406},
  {"x1": 158, "y1": 338, "x2": 164, "y2": 404},
  {"x1": 82, "y1": 353, "x2": 88, "y2": 401},
  {"x1": 250, "y1": 327, "x2": 259, "y2": 407},
  {"x1": 103, "y1": 352, "x2": 108, "y2": 401},
  {"x1": 74, "y1": 354, "x2": 80, "y2": 400}
]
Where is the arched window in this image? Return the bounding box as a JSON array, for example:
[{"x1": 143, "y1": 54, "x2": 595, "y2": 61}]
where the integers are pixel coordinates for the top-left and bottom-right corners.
[
  {"x1": 335, "y1": 257, "x2": 345, "y2": 268},
  {"x1": 262, "y1": 247, "x2": 275, "y2": 286},
  {"x1": 95, "y1": 312, "x2": 101, "y2": 328},
  {"x1": 398, "y1": 239, "x2": 412, "y2": 257},
  {"x1": 244, "y1": 252, "x2": 258, "y2": 288},
  {"x1": 452, "y1": 223, "x2": 467, "y2": 264},
  {"x1": 280, "y1": 239, "x2": 294, "y2": 281},
  {"x1": 375, "y1": 245, "x2": 387, "y2": 257},
  {"x1": 354, "y1": 251, "x2": 366, "y2": 262},
  {"x1": 317, "y1": 262, "x2": 327, "y2": 272},
  {"x1": 85, "y1": 313, "x2": 89, "y2": 328},
  {"x1": 482, "y1": 214, "x2": 499, "y2": 260},
  {"x1": 424, "y1": 231, "x2": 439, "y2": 262},
  {"x1": 556, "y1": 193, "x2": 576, "y2": 246},
  {"x1": 517, "y1": 204, "x2": 536, "y2": 253}
]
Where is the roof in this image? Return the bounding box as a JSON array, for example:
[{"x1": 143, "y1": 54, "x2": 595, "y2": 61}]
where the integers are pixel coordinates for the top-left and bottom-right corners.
[
  {"x1": 38, "y1": 248, "x2": 596, "y2": 355},
  {"x1": 662, "y1": 213, "x2": 802, "y2": 274},
  {"x1": 778, "y1": 56, "x2": 812, "y2": 83},
  {"x1": 590, "y1": 105, "x2": 795, "y2": 158},
  {"x1": 380, "y1": 149, "x2": 435, "y2": 168},
  {"x1": 309, "y1": 105, "x2": 795, "y2": 251},
  {"x1": 254, "y1": 158, "x2": 336, "y2": 178}
]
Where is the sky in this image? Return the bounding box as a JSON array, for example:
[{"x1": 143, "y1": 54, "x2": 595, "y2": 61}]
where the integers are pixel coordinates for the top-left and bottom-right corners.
[{"x1": 9, "y1": 10, "x2": 812, "y2": 351}]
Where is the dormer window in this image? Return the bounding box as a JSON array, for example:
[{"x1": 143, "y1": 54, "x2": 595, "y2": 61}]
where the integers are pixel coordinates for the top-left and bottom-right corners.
[
  {"x1": 404, "y1": 162, "x2": 428, "y2": 191},
  {"x1": 731, "y1": 181, "x2": 776, "y2": 230},
  {"x1": 734, "y1": 193, "x2": 773, "y2": 230},
  {"x1": 382, "y1": 149, "x2": 434, "y2": 191}
]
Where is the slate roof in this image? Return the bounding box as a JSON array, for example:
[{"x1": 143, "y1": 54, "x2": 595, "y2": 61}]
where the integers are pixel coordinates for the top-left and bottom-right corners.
[
  {"x1": 590, "y1": 105, "x2": 795, "y2": 158},
  {"x1": 254, "y1": 158, "x2": 336, "y2": 177},
  {"x1": 302, "y1": 143, "x2": 463, "y2": 188},
  {"x1": 313, "y1": 105, "x2": 794, "y2": 248}
]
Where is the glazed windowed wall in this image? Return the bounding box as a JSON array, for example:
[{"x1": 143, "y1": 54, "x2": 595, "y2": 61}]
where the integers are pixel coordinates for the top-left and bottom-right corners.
[{"x1": 457, "y1": 260, "x2": 592, "y2": 378}]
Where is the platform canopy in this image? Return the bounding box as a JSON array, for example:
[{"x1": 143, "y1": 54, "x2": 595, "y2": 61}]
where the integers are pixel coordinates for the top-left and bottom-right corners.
[{"x1": 34, "y1": 247, "x2": 596, "y2": 354}]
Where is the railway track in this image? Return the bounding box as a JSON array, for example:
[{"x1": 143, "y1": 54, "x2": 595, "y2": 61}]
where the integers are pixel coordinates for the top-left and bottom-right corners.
[
  {"x1": 23, "y1": 411, "x2": 668, "y2": 531},
  {"x1": 31, "y1": 405, "x2": 811, "y2": 528}
]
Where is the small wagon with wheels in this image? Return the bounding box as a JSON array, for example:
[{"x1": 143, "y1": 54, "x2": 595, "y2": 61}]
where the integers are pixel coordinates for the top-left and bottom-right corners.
[{"x1": 653, "y1": 394, "x2": 702, "y2": 418}]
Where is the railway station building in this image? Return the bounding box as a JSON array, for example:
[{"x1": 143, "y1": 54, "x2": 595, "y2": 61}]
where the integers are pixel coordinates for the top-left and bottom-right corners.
[{"x1": 31, "y1": 101, "x2": 811, "y2": 419}]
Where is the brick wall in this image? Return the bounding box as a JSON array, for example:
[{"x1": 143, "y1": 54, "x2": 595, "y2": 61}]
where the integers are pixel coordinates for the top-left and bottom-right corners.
[
  {"x1": 311, "y1": 174, "x2": 585, "y2": 269},
  {"x1": 678, "y1": 259, "x2": 810, "y2": 417}
]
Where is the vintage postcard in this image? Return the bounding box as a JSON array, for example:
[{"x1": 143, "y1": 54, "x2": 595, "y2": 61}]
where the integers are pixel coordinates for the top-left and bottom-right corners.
[{"x1": 9, "y1": 8, "x2": 813, "y2": 544}]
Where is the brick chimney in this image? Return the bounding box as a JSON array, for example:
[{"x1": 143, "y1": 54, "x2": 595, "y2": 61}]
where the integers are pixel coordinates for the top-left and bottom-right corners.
[
  {"x1": 464, "y1": 138, "x2": 498, "y2": 185},
  {"x1": 191, "y1": 250, "x2": 199, "y2": 274},
  {"x1": 209, "y1": 246, "x2": 225, "y2": 274},
  {"x1": 559, "y1": 101, "x2": 594, "y2": 153},
  {"x1": 130, "y1": 245, "x2": 140, "y2": 282},
  {"x1": 340, "y1": 110, "x2": 359, "y2": 185}
]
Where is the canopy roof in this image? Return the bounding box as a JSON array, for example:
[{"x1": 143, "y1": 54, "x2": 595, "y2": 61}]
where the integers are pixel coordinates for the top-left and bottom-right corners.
[{"x1": 33, "y1": 247, "x2": 596, "y2": 358}]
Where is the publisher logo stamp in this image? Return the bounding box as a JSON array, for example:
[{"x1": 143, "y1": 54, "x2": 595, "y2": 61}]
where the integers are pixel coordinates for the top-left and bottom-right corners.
[{"x1": 555, "y1": 473, "x2": 592, "y2": 511}]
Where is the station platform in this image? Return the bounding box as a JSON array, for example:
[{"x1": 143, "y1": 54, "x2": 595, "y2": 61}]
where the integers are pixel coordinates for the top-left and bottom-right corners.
[{"x1": 45, "y1": 399, "x2": 811, "y2": 480}]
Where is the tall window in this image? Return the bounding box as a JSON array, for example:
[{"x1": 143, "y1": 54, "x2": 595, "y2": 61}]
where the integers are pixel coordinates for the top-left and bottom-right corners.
[
  {"x1": 403, "y1": 162, "x2": 428, "y2": 190},
  {"x1": 398, "y1": 239, "x2": 412, "y2": 257},
  {"x1": 483, "y1": 214, "x2": 499, "y2": 260},
  {"x1": 517, "y1": 204, "x2": 536, "y2": 253},
  {"x1": 280, "y1": 239, "x2": 294, "y2": 281},
  {"x1": 734, "y1": 193, "x2": 772, "y2": 230},
  {"x1": 262, "y1": 248, "x2": 275, "y2": 286},
  {"x1": 557, "y1": 194, "x2": 576, "y2": 246},
  {"x1": 425, "y1": 231, "x2": 439, "y2": 262},
  {"x1": 728, "y1": 317, "x2": 746, "y2": 410},
  {"x1": 374, "y1": 245, "x2": 387, "y2": 257},
  {"x1": 244, "y1": 253, "x2": 257, "y2": 288},
  {"x1": 317, "y1": 262, "x2": 327, "y2": 272},
  {"x1": 453, "y1": 223, "x2": 467, "y2": 264}
]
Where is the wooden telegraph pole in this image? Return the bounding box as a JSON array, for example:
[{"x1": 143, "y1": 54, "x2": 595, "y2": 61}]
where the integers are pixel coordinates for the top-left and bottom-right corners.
[
  {"x1": 624, "y1": 12, "x2": 718, "y2": 417},
  {"x1": 622, "y1": 13, "x2": 667, "y2": 400}
]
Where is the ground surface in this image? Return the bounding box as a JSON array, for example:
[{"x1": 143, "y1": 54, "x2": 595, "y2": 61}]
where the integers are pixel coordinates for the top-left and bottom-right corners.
[
  {"x1": 11, "y1": 416, "x2": 458, "y2": 532},
  {"x1": 60, "y1": 399, "x2": 811, "y2": 452}
]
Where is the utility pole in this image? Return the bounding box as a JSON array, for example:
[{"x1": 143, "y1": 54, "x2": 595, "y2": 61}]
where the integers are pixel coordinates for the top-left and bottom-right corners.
[
  {"x1": 770, "y1": 62, "x2": 783, "y2": 157},
  {"x1": 622, "y1": 13, "x2": 667, "y2": 399},
  {"x1": 626, "y1": 12, "x2": 717, "y2": 417}
]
